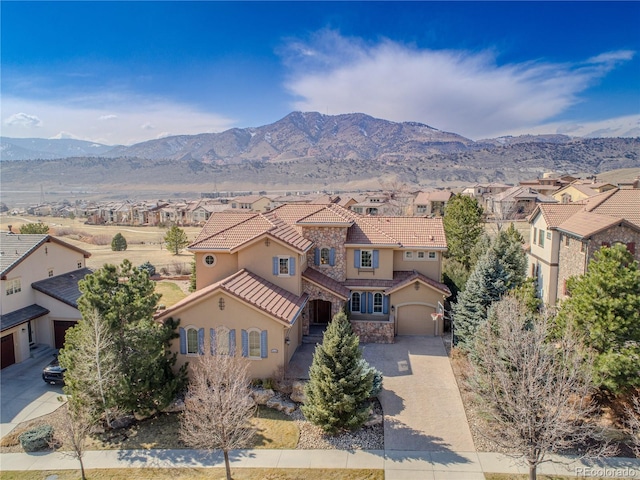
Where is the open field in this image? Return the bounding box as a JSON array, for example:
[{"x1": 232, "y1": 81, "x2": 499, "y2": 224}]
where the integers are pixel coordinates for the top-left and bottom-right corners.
[{"x1": 0, "y1": 214, "x2": 200, "y2": 271}]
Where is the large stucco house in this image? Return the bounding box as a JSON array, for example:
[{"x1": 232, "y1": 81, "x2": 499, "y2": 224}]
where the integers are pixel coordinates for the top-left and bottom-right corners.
[
  {"x1": 1, "y1": 231, "x2": 91, "y2": 369},
  {"x1": 527, "y1": 189, "x2": 639, "y2": 305},
  {"x1": 156, "y1": 203, "x2": 450, "y2": 378}
]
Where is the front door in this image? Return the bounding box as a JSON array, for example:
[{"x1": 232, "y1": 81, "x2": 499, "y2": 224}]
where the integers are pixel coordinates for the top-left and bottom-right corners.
[
  {"x1": 311, "y1": 300, "x2": 332, "y2": 325},
  {"x1": 1, "y1": 334, "x2": 16, "y2": 369}
]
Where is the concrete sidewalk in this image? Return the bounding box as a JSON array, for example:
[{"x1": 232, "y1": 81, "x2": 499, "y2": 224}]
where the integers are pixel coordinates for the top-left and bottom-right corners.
[{"x1": 2, "y1": 449, "x2": 639, "y2": 479}]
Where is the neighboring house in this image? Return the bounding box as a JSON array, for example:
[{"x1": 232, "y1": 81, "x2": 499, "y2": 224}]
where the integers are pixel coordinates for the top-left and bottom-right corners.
[
  {"x1": 526, "y1": 188, "x2": 640, "y2": 305},
  {"x1": 413, "y1": 191, "x2": 453, "y2": 216},
  {"x1": 487, "y1": 186, "x2": 557, "y2": 220},
  {"x1": 156, "y1": 203, "x2": 450, "y2": 378},
  {"x1": 552, "y1": 180, "x2": 617, "y2": 204},
  {"x1": 519, "y1": 174, "x2": 577, "y2": 197},
  {"x1": 1, "y1": 232, "x2": 91, "y2": 369},
  {"x1": 229, "y1": 195, "x2": 273, "y2": 212}
]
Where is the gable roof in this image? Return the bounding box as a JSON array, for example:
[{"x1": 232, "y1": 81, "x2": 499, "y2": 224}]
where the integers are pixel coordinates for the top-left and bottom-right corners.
[
  {"x1": 156, "y1": 269, "x2": 308, "y2": 326},
  {"x1": 191, "y1": 203, "x2": 447, "y2": 252},
  {"x1": 301, "y1": 268, "x2": 350, "y2": 299},
  {"x1": 583, "y1": 189, "x2": 640, "y2": 228},
  {"x1": 31, "y1": 268, "x2": 93, "y2": 308},
  {"x1": 1, "y1": 233, "x2": 91, "y2": 279},
  {"x1": 532, "y1": 204, "x2": 584, "y2": 228},
  {"x1": 1, "y1": 304, "x2": 50, "y2": 332}
]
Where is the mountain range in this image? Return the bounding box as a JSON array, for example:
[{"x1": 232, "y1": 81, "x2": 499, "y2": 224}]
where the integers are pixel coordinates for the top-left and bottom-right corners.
[{"x1": 1, "y1": 112, "x2": 639, "y2": 202}]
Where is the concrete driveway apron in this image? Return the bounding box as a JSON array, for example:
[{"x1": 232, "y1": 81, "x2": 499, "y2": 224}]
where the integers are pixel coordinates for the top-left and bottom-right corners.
[{"x1": 362, "y1": 336, "x2": 475, "y2": 453}]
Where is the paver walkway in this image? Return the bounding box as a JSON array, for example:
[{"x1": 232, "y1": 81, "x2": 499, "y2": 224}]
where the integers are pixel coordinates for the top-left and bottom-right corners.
[{"x1": 362, "y1": 336, "x2": 476, "y2": 453}]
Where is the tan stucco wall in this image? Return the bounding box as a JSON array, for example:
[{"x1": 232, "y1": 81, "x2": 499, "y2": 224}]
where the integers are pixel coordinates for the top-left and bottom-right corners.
[
  {"x1": 238, "y1": 240, "x2": 302, "y2": 296},
  {"x1": 389, "y1": 282, "x2": 444, "y2": 336},
  {"x1": 392, "y1": 251, "x2": 442, "y2": 279},
  {"x1": 345, "y1": 247, "x2": 394, "y2": 280},
  {"x1": 194, "y1": 251, "x2": 238, "y2": 290},
  {"x1": 33, "y1": 292, "x2": 82, "y2": 347},
  {"x1": 1, "y1": 240, "x2": 86, "y2": 315},
  {"x1": 163, "y1": 291, "x2": 294, "y2": 379}
]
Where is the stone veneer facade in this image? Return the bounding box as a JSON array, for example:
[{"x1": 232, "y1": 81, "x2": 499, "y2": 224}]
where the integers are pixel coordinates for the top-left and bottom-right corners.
[
  {"x1": 350, "y1": 319, "x2": 394, "y2": 343},
  {"x1": 301, "y1": 279, "x2": 346, "y2": 336},
  {"x1": 301, "y1": 226, "x2": 348, "y2": 282},
  {"x1": 556, "y1": 224, "x2": 639, "y2": 302}
]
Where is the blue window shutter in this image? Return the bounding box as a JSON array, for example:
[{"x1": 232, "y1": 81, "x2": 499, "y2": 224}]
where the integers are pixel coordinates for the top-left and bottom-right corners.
[
  {"x1": 314, "y1": 248, "x2": 320, "y2": 265},
  {"x1": 272, "y1": 257, "x2": 278, "y2": 275},
  {"x1": 373, "y1": 250, "x2": 379, "y2": 268},
  {"x1": 229, "y1": 329, "x2": 236, "y2": 356},
  {"x1": 329, "y1": 248, "x2": 336, "y2": 266},
  {"x1": 210, "y1": 328, "x2": 216, "y2": 355},
  {"x1": 367, "y1": 292, "x2": 373, "y2": 314},
  {"x1": 354, "y1": 249, "x2": 361, "y2": 268},
  {"x1": 260, "y1": 330, "x2": 268, "y2": 358},
  {"x1": 289, "y1": 257, "x2": 296, "y2": 276},
  {"x1": 360, "y1": 293, "x2": 366, "y2": 314},
  {"x1": 383, "y1": 295, "x2": 389, "y2": 314},
  {"x1": 241, "y1": 329, "x2": 248, "y2": 357},
  {"x1": 347, "y1": 299, "x2": 351, "y2": 312},
  {"x1": 179, "y1": 327, "x2": 186, "y2": 355},
  {"x1": 198, "y1": 328, "x2": 205, "y2": 355}
]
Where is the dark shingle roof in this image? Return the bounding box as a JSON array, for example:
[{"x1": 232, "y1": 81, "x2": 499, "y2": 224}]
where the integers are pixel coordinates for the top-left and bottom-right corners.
[
  {"x1": 31, "y1": 268, "x2": 93, "y2": 308},
  {"x1": 1, "y1": 304, "x2": 49, "y2": 332}
]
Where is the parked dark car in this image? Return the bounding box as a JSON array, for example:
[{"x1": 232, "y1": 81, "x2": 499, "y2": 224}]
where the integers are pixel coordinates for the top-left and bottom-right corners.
[{"x1": 42, "y1": 355, "x2": 65, "y2": 385}]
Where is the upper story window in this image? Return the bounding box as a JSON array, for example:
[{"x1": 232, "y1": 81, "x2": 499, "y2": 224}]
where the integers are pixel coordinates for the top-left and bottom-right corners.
[
  {"x1": 320, "y1": 248, "x2": 330, "y2": 265},
  {"x1": 416, "y1": 205, "x2": 427, "y2": 214},
  {"x1": 273, "y1": 256, "x2": 296, "y2": 277},
  {"x1": 48, "y1": 269, "x2": 54, "y2": 278},
  {"x1": 77, "y1": 262, "x2": 82, "y2": 269},
  {"x1": 203, "y1": 254, "x2": 216, "y2": 267},
  {"x1": 538, "y1": 229, "x2": 545, "y2": 248},
  {"x1": 564, "y1": 235, "x2": 570, "y2": 247},
  {"x1": 404, "y1": 251, "x2": 414, "y2": 260},
  {"x1": 360, "y1": 250, "x2": 373, "y2": 268},
  {"x1": 533, "y1": 227, "x2": 538, "y2": 245},
  {"x1": 5, "y1": 278, "x2": 21, "y2": 296},
  {"x1": 546, "y1": 231, "x2": 551, "y2": 240}
]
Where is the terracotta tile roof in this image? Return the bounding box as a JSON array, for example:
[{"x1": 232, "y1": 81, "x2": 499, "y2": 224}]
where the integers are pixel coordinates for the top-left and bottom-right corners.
[
  {"x1": 414, "y1": 190, "x2": 453, "y2": 204},
  {"x1": 535, "y1": 204, "x2": 584, "y2": 228},
  {"x1": 385, "y1": 271, "x2": 451, "y2": 296},
  {"x1": 295, "y1": 208, "x2": 354, "y2": 225},
  {"x1": 156, "y1": 269, "x2": 308, "y2": 326},
  {"x1": 556, "y1": 211, "x2": 629, "y2": 238},
  {"x1": 366, "y1": 217, "x2": 447, "y2": 248},
  {"x1": 585, "y1": 189, "x2": 640, "y2": 228},
  {"x1": 302, "y1": 268, "x2": 350, "y2": 299}
]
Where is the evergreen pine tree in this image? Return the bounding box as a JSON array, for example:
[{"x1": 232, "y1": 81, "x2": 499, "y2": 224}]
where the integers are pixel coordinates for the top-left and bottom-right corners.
[
  {"x1": 453, "y1": 249, "x2": 509, "y2": 351},
  {"x1": 110, "y1": 233, "x2": 128, "y2": 251},
  {"x1": 302, "y1": 311, "x2": 374, "y2": 434},
  {"x1": 491, "y1": 223, "x2": 526, "y2": 290}
]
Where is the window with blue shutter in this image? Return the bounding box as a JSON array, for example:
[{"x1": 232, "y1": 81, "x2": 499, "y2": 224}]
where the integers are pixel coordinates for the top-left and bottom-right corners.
[
  {"x1": 383, "y1": 295, "x2": 389, "y2": 314},
  {"x1": 360, "y1": 292, "x2": 367, "y2": 313},
  {"x1": 210, "y1": 328, "x2": 216, "y2": 355},
  {"x1": 241, "y1": 329, "x2": 249, "y2": 357},
  {"x1": 229, "y1": 329, "x2": 236, "y2": 356},
  {"x1": 272, "y1": 257, "x2": 279, "y2": 275},
  {"x1": 289, "y1": 257, "x2": 295, "y2": 276},
  {"x1": 179, "y1": 327, "x2": 186, "y2": 355},
  {"x1": 354, "y1": 249, "x2": 361, "y2": 268},
  {"x1": 260, "y1": 330, "x2": 268, "y2": 358},
  {"x1": 198, "y1": 328, "x2": 205, "y2": 355},
  {"x1": 373, "y1": 250, "x2": 379, "y2": 268},
  {"x1": 314, "y1": 248, "x2": 320, "y2": 265},
  {"x1": 329, "y1": 248, "x2": 336, "y2": 266},
  {"x1": 367, "y1": 292, "x2": 374, "y2": 314}
]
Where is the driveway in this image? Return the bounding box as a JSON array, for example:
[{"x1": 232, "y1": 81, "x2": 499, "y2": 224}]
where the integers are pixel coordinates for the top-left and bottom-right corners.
[
  {"x1": 0, "y1": 347, "x2": 67, "y2": 439},
  {"x1": 362, "y1": 336, "x2": 476, "y2": 452}
]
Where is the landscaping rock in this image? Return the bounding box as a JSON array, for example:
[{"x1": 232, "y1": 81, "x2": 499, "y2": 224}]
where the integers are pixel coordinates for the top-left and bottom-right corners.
[
  {"x1": 251, "y1": 387, "x2": 275, "y2": 405},
  {"x1": 290, "y1": 380, "x2": 307, "y2": 404},
  {"x1": 266, "y1": 397, "x2": 296, "y2": 415},
  {"x1": 161, "y1": 398, "x2": 185, "y2": 413},
  {"x1": 110, "y1": 414, "x2": 135, "y2": 429},
  {"x1": 134, "y1": 409, "x2": 157, "y2": 422}
]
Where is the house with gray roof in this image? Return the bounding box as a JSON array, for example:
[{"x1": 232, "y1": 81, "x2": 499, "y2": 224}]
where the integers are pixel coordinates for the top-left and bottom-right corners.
[{"x1": 1, "y1": 231, "x2": 91, "y2": 369}]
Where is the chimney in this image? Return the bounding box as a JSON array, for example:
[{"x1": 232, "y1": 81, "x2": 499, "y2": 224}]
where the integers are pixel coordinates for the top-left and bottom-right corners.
[{"x1": 7, "y1": 225, "x2": 13, "y2": 234}]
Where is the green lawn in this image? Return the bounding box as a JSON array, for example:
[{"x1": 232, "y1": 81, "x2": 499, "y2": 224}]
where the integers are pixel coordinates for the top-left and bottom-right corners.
[{"x1": 155, "y1": 280, "x2": 188, "y2": 307}]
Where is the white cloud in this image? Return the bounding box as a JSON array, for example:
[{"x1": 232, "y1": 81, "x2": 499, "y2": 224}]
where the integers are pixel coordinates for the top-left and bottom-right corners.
[
  {"x1": 49, "y1": 131, "x2": 80, "y2": 140},
  {"x1": 3, "y1": 112, "x2": 43, "y2": 128},
  {"x1": 1, "y1": 96, "x2": 236, "y2": 145},
  {"x1": 498, "y1": 114, "x2": 640, "y2": 139},
  {"x1": 282, "y1": 31, "x2": 636, "y2": 139}
]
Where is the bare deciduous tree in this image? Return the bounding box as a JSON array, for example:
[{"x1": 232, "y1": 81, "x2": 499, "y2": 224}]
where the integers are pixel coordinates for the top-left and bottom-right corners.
[
  {"x1": 468, "y1": 295, "x2": 612, "y2": 480},
  {"x1": 180, "y1": 353, "x2": 256, "y2": 480},
  {"x1": 625, "y1": 396, "x2": 640, "y2": 457},
  {"x1": 55, "y1": 399, "x2": 95, "y2": 480}
]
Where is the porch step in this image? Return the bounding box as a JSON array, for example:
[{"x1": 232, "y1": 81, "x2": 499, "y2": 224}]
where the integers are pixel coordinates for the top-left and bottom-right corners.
[
  {"x1": 302, "y1": 335, "x2": 324, "y2": 345},
  {"x1": 29, "y1": 344, "x2": 56, "y2": 361}
]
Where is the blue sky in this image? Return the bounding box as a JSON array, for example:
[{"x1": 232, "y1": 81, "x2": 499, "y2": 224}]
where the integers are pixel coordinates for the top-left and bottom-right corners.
[{"x1": 2, "y1": 1, "x2": 639, "y2": 145}]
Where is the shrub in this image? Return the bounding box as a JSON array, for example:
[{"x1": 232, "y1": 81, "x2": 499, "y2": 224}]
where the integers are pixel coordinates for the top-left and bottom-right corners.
[
  {"x1": 139, "y1": 261, "x2": 156, "y2": 277},
  {"x1": 359, "y1": 359, "x2": 384, "y2": 398},
  {"x1": 18, "y1": 425, "x2": 54, "y2": 452}
]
